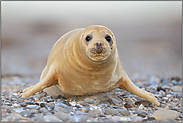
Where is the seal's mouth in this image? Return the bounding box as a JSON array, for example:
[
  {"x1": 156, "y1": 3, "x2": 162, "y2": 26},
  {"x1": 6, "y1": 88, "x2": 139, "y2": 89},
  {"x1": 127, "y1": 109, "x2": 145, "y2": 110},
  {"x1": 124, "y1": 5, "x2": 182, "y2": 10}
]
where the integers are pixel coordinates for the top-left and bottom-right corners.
[{"x1": 87, "y1": 47, "x2": 110, "y2": 62}]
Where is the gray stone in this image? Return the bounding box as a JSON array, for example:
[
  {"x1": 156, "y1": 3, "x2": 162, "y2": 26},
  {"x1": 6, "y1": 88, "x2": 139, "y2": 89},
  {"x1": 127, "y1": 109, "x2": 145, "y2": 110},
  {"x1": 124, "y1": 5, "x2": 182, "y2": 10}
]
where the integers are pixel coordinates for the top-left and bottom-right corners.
[
  {"x1": 62, "y1": 100, "x2": 71, "y2": 106},
  {"x1": 134, "y1": 110, "x2": 148, "y2": 118},
  {"x1": 135, "y1": 100, "x2": 152, "y2": 107},
  {"x1": 43, "y1": 115, "x2": 62, "y2": 122},
  {"x1": 19, "y1": 102, "x2": 27, "y2": 107},
  {"x1": 31, "y1": 116, "x2": 46, "y2": 122},
  {"x1": 34, "y1": 94, "x2": 42, "y2": 99},
  {"x1": 39, "y1": 107, "x2": 48, "y2": 113},
  {"x1": 119, "y1": 109, "x2": 130, "y2": 116},
  {"x1": 55, "y1": 102, "x2": 69, "y2": 108},
  {"x1": 80, "y1": 102, "x2": 89, "y2": 107},
  {"x1": 171, "y1": 86, "x2": 182, "y2": 92},
  {"x1": 103, "y1": 108, "x2": 120, "y2": 115},
  {"x1": 39, "y1": 102, "x2": 46, "y2": 107},
  {"x1": 17, "y1": 98, "x2": 24, "y2": 103},
  {"x1": 47, "y1": 102, "x2": 55, "y2": 108},
  {"x1": 130, "y1": 116, "x2": 144, "y2": 122},
  {"x1": 172, "y1": 80, "x2": 178, "y2": 85},
  {"x1": 46, "y1": 98, "x2": 54, "y2": 102},
  {"x1": 4, "y1": 102, "x2": 12, "y2": 106},
  {"x1": 15, "y1": 108, "x2": 25, "y2": 113},
  {"x1": 25, "y1": 101, "x2": 34, "y2": 105},
  {"x1": 111, "y1": 116, "x2": 131, "y2": 122},
  {"x1": 54, "y1": 111, "x2": 71, "y2": 121},
  {"x1": 138, "y1": 104, "x2": 144, "y2": 110},
  {"x1": 31, "y1": 109, "x2": 39, "y2": 114},
  {"x1": 19, "y1": 110, "x2": 32, "y2": 117},
  {"x1": 84, "y1": 97, "x2": 95, "y2": 104},
  {"x1": 162, "y1": 97, "x2": 169, "y2": 101},
  {"x1": 71, "y1": 115, "x2": 90, "y2": 122},
  {"x1": 47, "y1": 107, "x2": 53, "y2": 111},
  {"x1": 159, "y1": 103, "x2": 166, "y2": 108},
  {"x1": 55, "y1": 104, "x2": 71, "y2": 114},
  {"x1": 177, "y1": 80, "x2": 182, "y2": 85},
  {"x1": 26, "y1": 105, "x2": 40, "y2": 110},
  {"x1": 89, "y1": 109, "x2": 102, "y2": 115},
  {"x1": 151, "y1": 109, "x2": 180, "y2": 120},
  {"x1": 172, "y1": 98, "x2": 180, "y2": 103}
]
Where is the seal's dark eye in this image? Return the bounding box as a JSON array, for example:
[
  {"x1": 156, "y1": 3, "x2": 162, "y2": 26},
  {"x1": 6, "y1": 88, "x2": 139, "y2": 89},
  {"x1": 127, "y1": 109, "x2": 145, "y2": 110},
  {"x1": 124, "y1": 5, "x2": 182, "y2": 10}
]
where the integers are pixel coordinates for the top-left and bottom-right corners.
[
  {"x1": 85, "y1": 35, "x2": 92, "y2": 42},
  {"x1": 105, "y1": 35, "x2": 111, "y2": 42}
]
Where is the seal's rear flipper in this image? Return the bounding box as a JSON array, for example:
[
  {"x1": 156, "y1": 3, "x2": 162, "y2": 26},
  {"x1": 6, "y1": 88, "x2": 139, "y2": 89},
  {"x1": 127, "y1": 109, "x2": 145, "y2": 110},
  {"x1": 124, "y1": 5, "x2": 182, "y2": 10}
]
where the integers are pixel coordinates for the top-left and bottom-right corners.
[
  {"x1": 22, "y1": 67, "x2": 57, "y2": 98},
  {"x1": 119, "y1": 72, "x2": 160, "y2": 106}
]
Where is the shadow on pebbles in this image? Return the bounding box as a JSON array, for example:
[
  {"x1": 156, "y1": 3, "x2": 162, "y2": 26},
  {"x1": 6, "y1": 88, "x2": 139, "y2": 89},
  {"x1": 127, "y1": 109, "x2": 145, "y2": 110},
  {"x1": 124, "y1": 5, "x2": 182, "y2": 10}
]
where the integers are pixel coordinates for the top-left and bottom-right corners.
[{"x1": 1, "y1": 75, "x2": 182, "y2": 122}]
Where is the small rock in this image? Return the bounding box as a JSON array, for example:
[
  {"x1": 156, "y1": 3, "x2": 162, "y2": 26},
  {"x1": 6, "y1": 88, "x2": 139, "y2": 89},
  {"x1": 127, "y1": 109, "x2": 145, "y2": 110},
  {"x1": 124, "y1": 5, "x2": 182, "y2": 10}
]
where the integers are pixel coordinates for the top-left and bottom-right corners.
[
  {"x1": 112, "y1": 116, "x2": 131, "y2": 122},
  {"x1": 31, "y1": 109, "x2": 39, "y2": 114},
  {"x1": 157, "y1": 86, "x2": 166, "y2": 92},
  {"x1": 39, "y1": 102, "x2": 47, "y2": 107},
  {"x1": 151, "y1": 109, "x2": 180, "y2": 120},
  {"x1": 62, "y1": 100, "x2": 71, "y2": 106},
  {"x1": 135, "y1": 100, "x2": 152, "y2": 107},
  {"x1": 119, "y1": 109, "x2": 130, "y2": 116},
  {"x1": 171, "y1": 80, "x2": 178, "y2": 85},
  {"x1": 46, "y1": 98, "x2": 54, "y2": 102},
  {"x1": 26, "y1": 105, "x2": 40, "y2": 110},
  {"x1": 177, "y1": 80, "x2": 182, "y2": 85},
  {"x1": 85, "y1": 107, "x2": 90, "y2": 113},
  {"x1": 84, "y1": 97, "x2": 95, "y2": 104},
  {"x1": 47, "y1": 102, "x2": 55, "y2": 109},
  {"x1": 134, "y1": 110, "x2": 148, "y2": 118},
  {"x1": 161, "y1": 85, "x2": 171, "y2": 90},
  {"x1": 103, "y1": 108, "x2": 120, "y2": 115},
  {"x1": 47, "y1": 107, "x2": 53, "y2": 111},
  {"x1": 171, "y1": 86, "x2": 182, "y2": 92},
  {"x1": 159, "y1": 103, "x2": 166, "y2": 108},
  {"x1": 138, "y1": 104, "x2": 144, "y2": 110},
  {"x1": 17, "y1": 98, "x2": 24, "y2": 103},
  {"x1": 55, "y1": 104, "x2": 71, "y2": 113},
  {"x1": 25, "y1": 101, "x2": 34, "y2": 105},
  {"x1": 19, "y1": 103, "x2": 27, "y2": 107},
  {"x1": 43, "y1": 115, "x2": 62, "y2": 122},
  {"x1": 15, "y1": 108, "x2": 25, "y2": 113},
  {"x1": 80, "y1": 102, "x2": 89, "y2": 107},
  {"x1": 34, "y1": 94, "x2": 43, "y2": 99},
  {"x1": 55, "y1": 102, "x2": 68, "y2": 108},
  {"x1": 161, "y1": 79, "x2": 170, "y2": 84},
  {"x1": 32, "y1": 116, "x2": 46, "y2": 122},
  {"x1": 172, "y1": 98, "x2": 180, "y2": 103},
  {"x1": 4, "y1": 102, "x2": 12, "y2": 106},
  {"x1": 71, "y1": 115, "x2": 90, "y2": 122},
  {"x1": 130, "y1": 116, "x2": 144, "y2": 122},
  {"x1": 124, "y1": 103, "x2": 132, "y2": 108},
  {"x1": 162, "y1": 97, "x2": 169, "y2": 101},
  {"x1": 89, "y1": 109, "x2": 102, "y2": 115},
  {"x1": 19, "y1": 110, "x2": 32, "y2": 117},
  {"x1": 39, "y1": 107, "x2": 48, "y2": 113},
  {"x1": 54, "y1": 111, "x2": 71, "y2": 121}
]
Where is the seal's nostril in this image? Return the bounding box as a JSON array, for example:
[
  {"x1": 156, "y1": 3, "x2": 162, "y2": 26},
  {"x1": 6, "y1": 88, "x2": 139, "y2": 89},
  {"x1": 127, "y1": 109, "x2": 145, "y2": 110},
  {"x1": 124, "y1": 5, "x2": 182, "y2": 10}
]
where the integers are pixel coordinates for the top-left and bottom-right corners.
[{"x1": 96, "y1": 43, "x2": 102, "y2": 46}]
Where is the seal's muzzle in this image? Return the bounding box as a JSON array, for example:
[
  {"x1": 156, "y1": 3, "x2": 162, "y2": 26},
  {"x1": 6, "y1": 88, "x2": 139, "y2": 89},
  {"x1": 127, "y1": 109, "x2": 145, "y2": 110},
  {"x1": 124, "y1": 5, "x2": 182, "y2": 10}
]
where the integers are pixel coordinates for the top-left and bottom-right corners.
[{"x1": 96, "y1": 43, "x2": 103, "y2": 54}]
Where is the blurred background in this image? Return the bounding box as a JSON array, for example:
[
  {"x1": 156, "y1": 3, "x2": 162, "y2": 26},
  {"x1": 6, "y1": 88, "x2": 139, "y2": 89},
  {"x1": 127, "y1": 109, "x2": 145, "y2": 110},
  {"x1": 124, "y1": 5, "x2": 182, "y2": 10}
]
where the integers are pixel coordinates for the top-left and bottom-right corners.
[{"x1": 1, "y1": 1, "x2": 182, "y2": 79}]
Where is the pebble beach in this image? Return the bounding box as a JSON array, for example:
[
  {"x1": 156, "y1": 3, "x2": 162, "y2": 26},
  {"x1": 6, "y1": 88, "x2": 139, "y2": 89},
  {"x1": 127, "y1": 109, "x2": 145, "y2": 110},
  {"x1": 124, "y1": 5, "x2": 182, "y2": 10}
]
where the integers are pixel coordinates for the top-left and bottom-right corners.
[{"x1": 1, "y1": 75, "x2": 182, "y2": 122}]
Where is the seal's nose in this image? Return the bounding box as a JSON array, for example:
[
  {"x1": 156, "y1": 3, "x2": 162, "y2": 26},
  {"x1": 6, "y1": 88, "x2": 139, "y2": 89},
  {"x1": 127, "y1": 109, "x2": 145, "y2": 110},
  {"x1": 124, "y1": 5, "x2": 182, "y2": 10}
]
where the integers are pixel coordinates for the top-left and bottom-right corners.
[{"x1": 96, "y1": 43, "x2": 103, "y2": 54}]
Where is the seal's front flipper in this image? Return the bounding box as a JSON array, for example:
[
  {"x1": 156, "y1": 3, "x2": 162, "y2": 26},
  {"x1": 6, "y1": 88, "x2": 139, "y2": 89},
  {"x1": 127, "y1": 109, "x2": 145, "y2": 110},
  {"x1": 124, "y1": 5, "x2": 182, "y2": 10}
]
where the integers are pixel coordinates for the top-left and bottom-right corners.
[
  {"x1": 22, "y1": 68, "x2": 56, "y2": 98},
  {"x1": 119, "y1": 72, "x2": 160, "y2": 106}
]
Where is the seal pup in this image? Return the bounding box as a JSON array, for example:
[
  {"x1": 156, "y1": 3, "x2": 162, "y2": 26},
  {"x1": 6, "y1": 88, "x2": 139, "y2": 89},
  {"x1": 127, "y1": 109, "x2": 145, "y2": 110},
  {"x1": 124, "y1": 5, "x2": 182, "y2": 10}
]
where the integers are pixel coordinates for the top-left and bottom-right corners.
[{"x1": 22, "y1": 25, "x2": 160, "y2": 105}]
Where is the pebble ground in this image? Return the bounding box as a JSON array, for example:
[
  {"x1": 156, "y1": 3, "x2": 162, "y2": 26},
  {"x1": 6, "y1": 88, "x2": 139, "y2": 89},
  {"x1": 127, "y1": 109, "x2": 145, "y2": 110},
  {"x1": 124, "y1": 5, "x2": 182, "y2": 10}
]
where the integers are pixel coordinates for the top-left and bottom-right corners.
[{"x1": 1, "y1": 75, "x2": 182, "y2": 122}]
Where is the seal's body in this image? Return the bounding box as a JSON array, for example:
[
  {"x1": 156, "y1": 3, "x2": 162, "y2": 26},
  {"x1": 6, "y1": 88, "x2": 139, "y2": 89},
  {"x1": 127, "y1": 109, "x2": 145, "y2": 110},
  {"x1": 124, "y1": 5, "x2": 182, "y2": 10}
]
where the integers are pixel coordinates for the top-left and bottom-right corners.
[{"x1": 23, "y1": 25, "x2": 160, "y2": 105}]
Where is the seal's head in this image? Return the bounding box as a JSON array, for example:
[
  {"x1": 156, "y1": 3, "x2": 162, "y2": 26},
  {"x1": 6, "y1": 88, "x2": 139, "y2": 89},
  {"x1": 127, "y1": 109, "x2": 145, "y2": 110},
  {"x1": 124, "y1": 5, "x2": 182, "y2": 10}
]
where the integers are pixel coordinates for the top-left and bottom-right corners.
[{"x1": 80, "y1": 25, "x2": 116, "y2": 62}]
